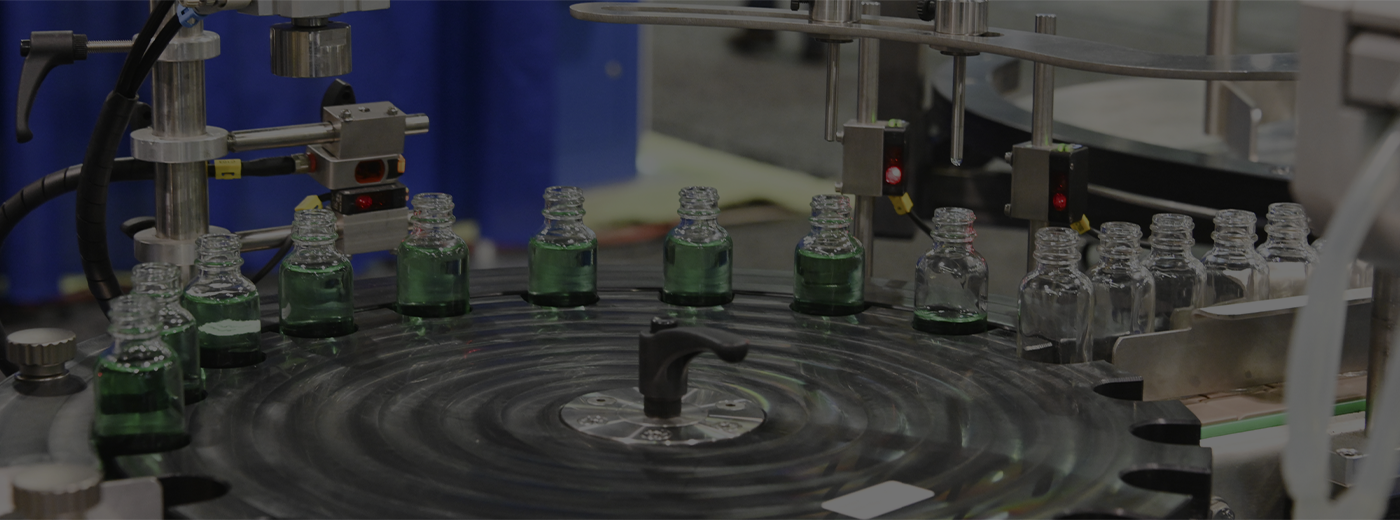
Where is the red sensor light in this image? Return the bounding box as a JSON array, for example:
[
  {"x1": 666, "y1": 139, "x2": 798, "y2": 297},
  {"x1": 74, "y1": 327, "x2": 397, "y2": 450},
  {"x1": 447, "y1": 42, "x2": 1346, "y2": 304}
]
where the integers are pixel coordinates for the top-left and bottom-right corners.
[
  {"x1": 1052, "y1": 193, "x2": 1068, "y2": 212},
  {"x1": 884, "y1": 166, "x2": 903, "y2": 185},
  {"x1": 355, "y1": 195, "x2": 375, "y2": 210}
]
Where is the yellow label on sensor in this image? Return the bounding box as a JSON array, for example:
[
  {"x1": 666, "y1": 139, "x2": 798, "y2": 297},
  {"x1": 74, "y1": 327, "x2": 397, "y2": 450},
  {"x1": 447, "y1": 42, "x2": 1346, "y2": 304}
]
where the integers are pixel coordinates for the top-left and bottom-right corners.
[{"x1": 213, "y1": 159, "x2": 241, "y2": 179}]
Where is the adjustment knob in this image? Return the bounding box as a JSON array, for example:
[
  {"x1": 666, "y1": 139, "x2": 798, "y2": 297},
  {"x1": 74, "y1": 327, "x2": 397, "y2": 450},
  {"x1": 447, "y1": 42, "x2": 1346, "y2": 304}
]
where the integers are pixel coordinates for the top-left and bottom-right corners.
[
  {"x1": 11, "y1": 463, "x2": 102, "y2": 520},
  {"x1": 916, "y1": 0, "x2": 936, "y2": 21},
  {"x1": 7, "y1": 328, "x2": 77, "y2": 381}
]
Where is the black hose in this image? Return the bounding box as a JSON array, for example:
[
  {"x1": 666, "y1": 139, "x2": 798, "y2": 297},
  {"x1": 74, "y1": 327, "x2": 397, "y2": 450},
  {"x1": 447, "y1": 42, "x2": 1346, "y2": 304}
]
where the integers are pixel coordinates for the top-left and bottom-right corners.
[
  {"x1": 129, "y1": 18, "x2": 184, "y2": 94},
  {"x1": 249, "y1": 236, "x2": 293, "y2": 285},
  {"x1": 116, "y1": 0, "x2": 174, "y2": 96},
  {"x1": 906, "y1": 210, "x2": 933, "y2": 237},
  {"x1": 0, "y1": 159, "x2": 152, "y2": 242}
]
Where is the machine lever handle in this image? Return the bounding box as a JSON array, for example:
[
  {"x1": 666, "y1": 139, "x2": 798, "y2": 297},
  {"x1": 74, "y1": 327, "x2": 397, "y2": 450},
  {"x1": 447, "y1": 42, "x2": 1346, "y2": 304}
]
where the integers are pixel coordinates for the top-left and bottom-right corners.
[
  {"x1": 16, "y1": 31, "x2": 88, "y2": 143},
  {"x1": 638, "y1": 317, "x2": 748, "y2": 419}
]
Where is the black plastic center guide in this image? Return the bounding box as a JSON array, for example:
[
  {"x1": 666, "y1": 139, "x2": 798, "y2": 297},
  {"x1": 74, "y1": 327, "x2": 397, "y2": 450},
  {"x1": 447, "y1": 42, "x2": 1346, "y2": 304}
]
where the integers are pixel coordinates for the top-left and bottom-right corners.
[{"x1": 637, "y1": 316, "x2": 749, "y2": 419}]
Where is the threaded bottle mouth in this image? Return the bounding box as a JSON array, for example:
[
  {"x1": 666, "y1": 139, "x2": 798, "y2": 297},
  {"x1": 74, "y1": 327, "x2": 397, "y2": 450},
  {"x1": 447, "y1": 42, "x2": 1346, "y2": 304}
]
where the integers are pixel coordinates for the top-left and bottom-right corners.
[
  {"x1": 809, "y1": 194, "x2": 852, "y2": 226},
  {"x1": 1211, "y1": 209, "x2": 1258, "y2": 244},
  {"x1": 1098, "y1": 221, "x2": 1141, "y2": 259},
  {"x1": 931, "y1": 207, "x2": 976, "y2": 241},
  {"x1": 131, "y1": 262, "x2": 181, "y2": 299},
  {"x1": 292, "y1": 208, "x2": 338, "y2": 243},
  {"x1": 1033, "y1": 226, "x2": 1080, "y2": 264},
  {"x1": 411, "y1": 192, "x2": 456, "y2": 225},
  {"x1": 196, "y1": 233, "x2": 244, "y2": 268},
  {"x1": 678, "y1": 186, "x2": 720, "y2": 218},
  {"x1": 1150, "y1": 213, "x2": 1195, "y2": 249},
  {"x1": 108, "y1": 295, "x2": 161, "y2": 339},
  {"x1": 543, "y1": 186, "x2": 586, "y2": 218}
]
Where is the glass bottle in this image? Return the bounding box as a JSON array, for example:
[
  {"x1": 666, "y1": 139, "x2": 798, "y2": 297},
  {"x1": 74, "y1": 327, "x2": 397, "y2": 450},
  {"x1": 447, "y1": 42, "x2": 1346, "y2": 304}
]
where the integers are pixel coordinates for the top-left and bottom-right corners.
[
  {"x1": 791, "y1": 194, "x2": 865, "y2": 316},
  {"x1": 527, "y1": 186, "x2": 599, "y2": 307},
  {"x1": 1088, "y1": 222, "x2": 1154, "y2": 361},
  {"x1": 1257, "y1": 202, "x2": 1320, "y2": 298},
  {"x1": 1201, "y1": 209, "x2": 1269, "y2": 306},
  {"x1": 1147, "y1": 213, "x2": 1206, "y2": 331},
  {"x1": 280, "y1": 208, "x2": 355, "y2": 337},
  {"x1": 913, "y1": 207, "x2": 988, "y2": 334},
  {"x1": 398, "y1": 193, "x2": 470, "y2": 317},
  {"x1": 1017, "y1": 227, "x2": 1094, "y2": 363},
  {"x1": 131, "y1": 262, "x2": 204, "y2": 404},
  {"x1": 93, "y1": 295, "x2": 189, "y2": 456},
  {"x1": 184, "y1": 233, "x2": 263, "y2": 368},
  {"x1": 662, "y1": 186, "x2": 734, "y2": 307}
]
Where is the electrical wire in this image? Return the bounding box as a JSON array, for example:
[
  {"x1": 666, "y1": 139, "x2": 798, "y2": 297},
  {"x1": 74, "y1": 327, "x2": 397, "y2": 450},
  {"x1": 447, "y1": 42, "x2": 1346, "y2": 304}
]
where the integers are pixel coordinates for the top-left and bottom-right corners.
[
  {"x1": 905, "y1": 210, "x2": 933, "y2": 237},
  {"x1": 249, "y1": 236, "x2": 293, "y2": 285},
  {"x1": 115, "y1": 0, "x2": 174, "y2": 96}
]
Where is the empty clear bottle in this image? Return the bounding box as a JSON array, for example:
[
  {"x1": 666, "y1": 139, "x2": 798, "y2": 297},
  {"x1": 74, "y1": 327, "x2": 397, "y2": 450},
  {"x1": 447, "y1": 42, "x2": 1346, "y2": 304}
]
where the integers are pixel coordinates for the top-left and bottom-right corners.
[
  {"x1": 527, "y1": 186, "x2": 598, "y2": 307},
  {"x1": 662, "y1": 186, "x2": 733, "y2": 306},
  {"x1": 1147, "y1": 213, "x2": 1206, "y2": 331},
  {"x1": 1018, "y1": 227, "x2": 1094, "y2": 363},
  {"x1": 398, "y1": 193, "x2": 470, "y2": 317},
  {"x1": 93, "y1": 295, "x2": 189, "y2": 456},
  {"x1": 1201, "y1": 209, "x2": 1269, "y2": 306},
  {"x1": 280, "y1": 208, "x2": 355, "y2": 337},
  {"x1": 184, "y1": 233, "x2": 263, "y2": 368},
  {"x1": 1257, "y1": 202, "x2": 1320, "y2": 298},
  {"x1": 913, "y1": 207, "x2": 988, "y2": 334},
  {"x1": 792, "y1": 194, "x2": 865, "y2": 316},
  {"x1": 131, "y1": 262, "x2": 204, "y2": 404},
  {"x1": 1088, "y1": 222, "x2": 1154, "y2": 361}
]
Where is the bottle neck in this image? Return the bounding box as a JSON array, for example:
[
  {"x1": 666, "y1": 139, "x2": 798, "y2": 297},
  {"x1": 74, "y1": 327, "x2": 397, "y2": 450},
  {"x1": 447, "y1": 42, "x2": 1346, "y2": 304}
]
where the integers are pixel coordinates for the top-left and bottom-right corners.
[
  {"x1": 1264, "y1": 224, "x2": 1309, "y2": 245},
  {"x1": 1212, "y1": 229, "x2": 1257, "y2": 250},
  {"x1": 1150, "y1": 231, "x2": 1193, "y2": 255},
  {"x1": 1098, "y1": 239, "x2": 1140, "y2": 264},
  {"x1": 931, "y1": 224, "x2": 974, "y2": 245}
]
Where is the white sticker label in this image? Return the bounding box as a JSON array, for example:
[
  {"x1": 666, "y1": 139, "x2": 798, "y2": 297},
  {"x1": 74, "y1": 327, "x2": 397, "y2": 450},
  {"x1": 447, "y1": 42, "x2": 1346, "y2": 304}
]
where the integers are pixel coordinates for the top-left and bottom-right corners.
[
  {"x1": 821, "y1": 481, "x2": 935, "y2": 519},
  {"x1": 199, "y1": 320, "x2": 261, "y2": 336}
]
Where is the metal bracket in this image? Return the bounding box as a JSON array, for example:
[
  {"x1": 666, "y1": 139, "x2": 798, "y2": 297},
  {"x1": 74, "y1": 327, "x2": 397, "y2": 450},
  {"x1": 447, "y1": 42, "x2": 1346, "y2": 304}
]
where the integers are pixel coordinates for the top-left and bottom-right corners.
[
  {"x1": 336, "y1": 208, "x2": 407, "y2": 255},
  {"x1": 1113, "y1": 288, "x2": 1374, "y2": 401},
  {"x1": 130, "y1": 126, "x2": 228, "y2": 163}
]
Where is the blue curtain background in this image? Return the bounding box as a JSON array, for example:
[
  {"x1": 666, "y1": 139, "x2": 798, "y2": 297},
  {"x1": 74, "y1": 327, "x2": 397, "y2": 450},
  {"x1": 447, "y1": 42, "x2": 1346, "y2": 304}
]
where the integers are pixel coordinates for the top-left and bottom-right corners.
[{"x1": 0, "y1": 1, "x2": 638, "y2": 304}]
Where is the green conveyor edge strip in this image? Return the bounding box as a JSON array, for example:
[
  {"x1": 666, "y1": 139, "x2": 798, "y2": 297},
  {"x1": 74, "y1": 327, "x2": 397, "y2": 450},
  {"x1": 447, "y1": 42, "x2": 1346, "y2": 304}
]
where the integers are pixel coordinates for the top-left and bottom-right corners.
[{"x1": 1199, "y1": 399, "x2": 1368, "y2": 439}]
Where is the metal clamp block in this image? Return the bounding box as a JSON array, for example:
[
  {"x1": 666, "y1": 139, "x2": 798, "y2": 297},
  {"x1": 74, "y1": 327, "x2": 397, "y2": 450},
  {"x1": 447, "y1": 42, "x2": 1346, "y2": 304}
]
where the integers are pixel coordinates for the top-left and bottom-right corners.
[
  {"x1": 306, "y1": 144, "x2": 402, "y2": 190},
  {"x1": 840, "y1": 120, "x2": 885, "y2": 196},
  {"x1": 155, "y1": 30, "x2": 220, "y2": 62},
  {"x1": 321, "y1": 102, "x2": 407, "y2": 159},
  {"x1": 134, "y1": 225, "x2": 229, "y2": 266},
  {"x1": 337, "y1": 208, "x2": 407, "y2": 255},
  {"x1": 130, "y1": 126, "x2": 228, "y2": 163}
]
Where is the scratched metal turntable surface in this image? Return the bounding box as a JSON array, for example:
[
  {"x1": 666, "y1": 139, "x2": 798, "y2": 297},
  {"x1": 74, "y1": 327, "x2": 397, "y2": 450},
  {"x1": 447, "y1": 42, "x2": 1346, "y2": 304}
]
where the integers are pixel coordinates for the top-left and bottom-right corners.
[{"x1": 91, "y1": 267, "x2": 1209, "y2": 518}]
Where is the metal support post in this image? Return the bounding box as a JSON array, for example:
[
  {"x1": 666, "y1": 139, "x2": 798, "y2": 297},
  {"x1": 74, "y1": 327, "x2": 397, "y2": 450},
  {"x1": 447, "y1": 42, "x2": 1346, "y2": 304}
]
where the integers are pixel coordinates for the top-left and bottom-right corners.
[
  {"x1": 1025, "y1": 13, "x2": 1056, "y2": 271},
  {"x1": 150, "y1": 11, "x2": 211, "y2": 271},
  {"x1": 1204, "y1": 0, "x2": 1237, "y2": 136},
  {"x1": 853, "y1": 1, "x2": 879, "y2": 282},
  {"x1": 1369, "y1": 270, "x2": 1399, "y2": 432}
]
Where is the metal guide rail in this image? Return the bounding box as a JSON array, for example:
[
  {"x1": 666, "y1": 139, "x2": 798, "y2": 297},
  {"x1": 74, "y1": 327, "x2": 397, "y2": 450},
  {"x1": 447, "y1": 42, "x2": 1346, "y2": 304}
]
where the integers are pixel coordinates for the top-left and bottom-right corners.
[{"x1": 0, "y1": 266, "x2": 1209, "y2": 518}]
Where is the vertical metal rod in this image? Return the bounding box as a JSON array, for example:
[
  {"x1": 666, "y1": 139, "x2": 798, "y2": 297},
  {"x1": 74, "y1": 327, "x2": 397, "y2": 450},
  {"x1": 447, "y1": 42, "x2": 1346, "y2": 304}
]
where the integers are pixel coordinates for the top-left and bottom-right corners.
[
  {"x1": 1369, "y1": 270, "x2": 1399, "y2": 432},
  {"x1": 1025, "y1": 13, "x2": 1057, "y2": 273},
  {"x1": 950, "y1": 54, "x2": 966, "y2": 166},
  {"x1": 824, "y1": 41, "x2": 841, "y2": 142},
  {"x1": 853, "y1": 1, "x2": 880, "y2": 284},
  {"x1": 152, "y1": 19, "x2": 210, "y2": 244},
  {"x1": 1026, "y1": 220, "x2": 1047, "y2": 272},
  {"x1": 1204, "y1": 0, "x2": 1237, "y2": 136},
  {"x1": 855, "y1": 2, "x2": 880, "y2": 123},
  {"x1": 854, "y1": 196, "x2": 875, "y2": 279},
  {"x1": 1031, "y1": 14, "x2": 1056, "y2": 148}
]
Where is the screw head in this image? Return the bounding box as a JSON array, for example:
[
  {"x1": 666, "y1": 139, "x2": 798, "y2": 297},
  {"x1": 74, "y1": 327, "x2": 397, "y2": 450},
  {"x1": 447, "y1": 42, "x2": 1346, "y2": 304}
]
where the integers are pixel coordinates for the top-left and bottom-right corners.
[
  {"x1": 386, "y1": 107, "x2": 399, "y2": 116},
  {"x1": 1337, "y1": 448, "x2": 1363, "y2": 459}
]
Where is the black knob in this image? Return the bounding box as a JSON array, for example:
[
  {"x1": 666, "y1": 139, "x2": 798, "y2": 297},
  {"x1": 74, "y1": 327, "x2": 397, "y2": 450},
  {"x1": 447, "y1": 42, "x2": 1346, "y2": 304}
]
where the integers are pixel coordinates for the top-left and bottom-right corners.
[
  {"x1": 16, "y1": 31, "x2": 89, "y2": 143},
  {"x1": 638, "y1": 319, "x2": 748, "y2": 419},
  {"x1": 916, "y1": 0, "x2": 935, "y2": 21}
]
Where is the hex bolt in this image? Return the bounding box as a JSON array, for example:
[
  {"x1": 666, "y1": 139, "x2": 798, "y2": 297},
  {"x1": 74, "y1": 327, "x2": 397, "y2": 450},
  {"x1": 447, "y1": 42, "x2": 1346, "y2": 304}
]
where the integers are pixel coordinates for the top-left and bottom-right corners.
[{"x1": 386, "y1": 107, "x2": 399, "y2": 116}]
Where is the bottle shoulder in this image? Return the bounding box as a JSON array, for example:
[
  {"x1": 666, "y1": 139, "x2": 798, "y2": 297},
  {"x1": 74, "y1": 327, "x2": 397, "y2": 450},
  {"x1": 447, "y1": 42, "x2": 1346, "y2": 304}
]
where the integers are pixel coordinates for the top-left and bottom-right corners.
[
  {"x1": 1020, "y1": 268, "x2": 1093, "y2": 293},
  {"x1": 669, "y1": 223, "x2": 730, "y2": 246},
  {"x1": 798, "y1": 230, "x2": 862, "y2": 256},
  {"x1": 100, "y1": 340, "x2": 177, "y2": 371},
  {"x1": 535, "y1": 219, "x2": 596, "y2": 245},
  {"x1": 185, "y1": 272, "x2": 259, "y2": 299}
]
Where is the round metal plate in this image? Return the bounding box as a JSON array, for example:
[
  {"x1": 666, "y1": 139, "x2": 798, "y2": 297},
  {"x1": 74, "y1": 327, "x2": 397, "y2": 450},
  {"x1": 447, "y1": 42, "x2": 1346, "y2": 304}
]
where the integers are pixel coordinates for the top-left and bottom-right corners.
[
  {"x1": 560, "y1": 388, "x2": 765, "y2": 445},
  {"x1": 0, "y1": 268, "x2": 1210, "y2": 519}
]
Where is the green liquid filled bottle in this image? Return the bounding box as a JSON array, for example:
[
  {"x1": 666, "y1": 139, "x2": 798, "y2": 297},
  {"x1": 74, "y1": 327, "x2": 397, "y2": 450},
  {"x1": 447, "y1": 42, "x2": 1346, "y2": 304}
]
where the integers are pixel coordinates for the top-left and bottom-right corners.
[
  {"x1": 398, "y1": 193, "x2": 470, "y2": 317},
  {"x1": 791, "y1": 195, "x2": 866, "y2": 316},
  {"x1": 93, "y1": 295, "x2": 190, "y2": 457},
  {"x1": 662, "y1": 186, "x2": 734, "y2": 307},
  {"x1": 280, "y1": 208, "x2": 355, "y2": 337},
  {"x1": 184, "y1": 233, "x2": 264, "y2": 368},
  {"x1": 913, "y1": 207, "x2": 989, "y2": 335},
  {"x1": 526, "y1": 186, "x2": 599, "y2": 307},
  {"x1": 131, "y1": 262, "x2": 205, "y2": 404}
]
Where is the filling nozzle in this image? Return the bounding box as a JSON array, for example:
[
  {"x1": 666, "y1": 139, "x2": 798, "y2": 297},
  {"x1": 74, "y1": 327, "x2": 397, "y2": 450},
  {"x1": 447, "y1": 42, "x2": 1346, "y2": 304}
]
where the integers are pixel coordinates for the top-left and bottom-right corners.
[
  {"x1": 930, "y1": 0, "x2": 988, "y2": 166},
  {"x1": 795, "y1": 0, "x2": 858, "y2": 142},
  {"x1": 825, "y1": 41, "x2": 841, "y2": 142}
]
